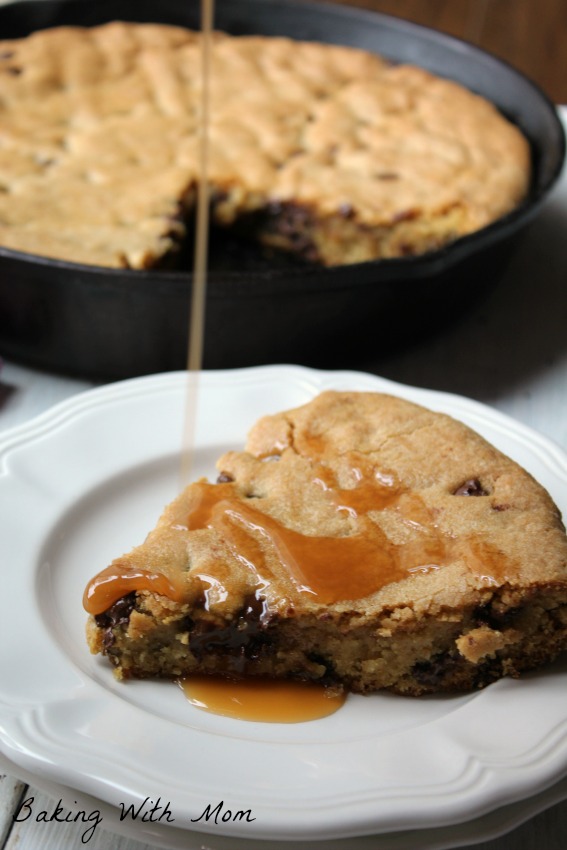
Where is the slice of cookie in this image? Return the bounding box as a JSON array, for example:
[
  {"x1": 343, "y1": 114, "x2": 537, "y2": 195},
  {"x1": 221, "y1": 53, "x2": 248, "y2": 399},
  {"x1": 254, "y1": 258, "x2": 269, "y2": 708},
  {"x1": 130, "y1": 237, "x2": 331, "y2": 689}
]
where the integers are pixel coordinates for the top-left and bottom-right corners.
[{"x1": 84, "y1": 392, "x2": 567, "y2": 695}]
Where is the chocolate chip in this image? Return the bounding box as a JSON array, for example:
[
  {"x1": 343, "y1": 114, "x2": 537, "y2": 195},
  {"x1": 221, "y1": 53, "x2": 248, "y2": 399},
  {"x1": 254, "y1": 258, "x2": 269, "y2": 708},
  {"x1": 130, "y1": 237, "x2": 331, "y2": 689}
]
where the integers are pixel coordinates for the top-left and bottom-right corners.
[
  {"x1": 304, "y1": 246, "x2": 320, "y2": 263},
  {"x1": 0, "y1": 51, "x2": 15, "y2": 60},
  {"x1": 474, "y1": 603, "x2": 520, "y2": 629},
  {"x1": 376, "y1": 172, "x2": 400, "y2": 181},
  {"x1": 338, "y1": 202, "x2": 354, "y2": 219},
  {"x1": 95, "y1": 592, "x2": 136, "y2": 629},
  {"x1": 211, "y1": 188, "x2": 228, "y2": 203},
  {"x1": 216, "y1": 472, "x2": 234, "y2": 483},
  {"x1": 305, "y1": 652, "x2": 338, "y2": 685},
  {"x1": 5, "y1": 66, "x2": 22, "y2": 76},
  {"x1": 412, "y1": 651, "x2": 459, "y2": 687},
  {"x1": 453, "y1": 479, "x2": 488, "y2": 497},
  {"x1": 261, "y1": 201, "x2": 318, "y2": 259},
  {"x1": 392, "y1": 208, "x2": 418, "y2": 223},
  {"x1": 189, "y1": 595, "x2": 273, "y2": 665},
  {"x1": 101, "y1": 628, "x2": 115, "y2": 650}
]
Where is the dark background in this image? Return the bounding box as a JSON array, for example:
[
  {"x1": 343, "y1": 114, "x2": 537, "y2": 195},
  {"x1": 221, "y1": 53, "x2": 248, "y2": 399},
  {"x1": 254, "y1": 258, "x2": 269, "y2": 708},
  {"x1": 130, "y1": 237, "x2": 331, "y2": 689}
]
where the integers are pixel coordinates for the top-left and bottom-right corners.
[{"x1": 320, "y1": 0, "x2": 567, "y2": 104}]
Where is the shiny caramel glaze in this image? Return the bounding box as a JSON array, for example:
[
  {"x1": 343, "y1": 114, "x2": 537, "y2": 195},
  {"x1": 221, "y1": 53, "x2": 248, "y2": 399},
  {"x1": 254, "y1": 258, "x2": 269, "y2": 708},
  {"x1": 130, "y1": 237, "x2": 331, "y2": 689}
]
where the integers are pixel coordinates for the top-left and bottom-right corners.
[
  {"x1": 83, "y1": 568, "x2": 185, "y2": 616},
  {"x1": 84, "y1": 452, "x2": 512, "y2": 616},
  {"x1": 179, "y1": 675, "x2": 346, "y2": 722}
]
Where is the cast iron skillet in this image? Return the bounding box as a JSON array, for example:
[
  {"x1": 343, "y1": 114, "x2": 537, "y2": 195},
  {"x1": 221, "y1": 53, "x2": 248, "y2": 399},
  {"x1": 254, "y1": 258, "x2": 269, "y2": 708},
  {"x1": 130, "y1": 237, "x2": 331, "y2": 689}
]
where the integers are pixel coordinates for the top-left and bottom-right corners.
[{"x1": 0, "y1": 0, "x2": 564, "y2": 379}]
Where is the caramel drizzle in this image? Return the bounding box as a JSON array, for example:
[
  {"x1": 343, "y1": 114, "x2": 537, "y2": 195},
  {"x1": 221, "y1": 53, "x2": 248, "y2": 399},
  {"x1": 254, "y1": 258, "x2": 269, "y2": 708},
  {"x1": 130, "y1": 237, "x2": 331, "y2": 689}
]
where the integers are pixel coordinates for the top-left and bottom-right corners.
[
  {"x1": 83, "y1": 567, "x2": 185, "y2": 616},
  {"x1": 187, "y1": 482, "x2": 442, "y2": 605},
  {"x1": 84, "y1": 456, "x2": 511, "y2": 616}
]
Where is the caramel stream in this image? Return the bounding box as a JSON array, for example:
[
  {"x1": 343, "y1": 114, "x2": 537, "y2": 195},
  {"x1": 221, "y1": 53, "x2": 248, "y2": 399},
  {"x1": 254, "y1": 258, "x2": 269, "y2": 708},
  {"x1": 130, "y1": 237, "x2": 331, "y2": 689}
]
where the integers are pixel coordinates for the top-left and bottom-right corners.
[
  {"x1": 84, "y1": 0, "x2": 347, "y2": 722},
  {"x1": 85, "y1": 1, "x2": 508, "y2": 721},
  {"x1": 180, "y1": 0, "x2": 215, "y2": 489}
]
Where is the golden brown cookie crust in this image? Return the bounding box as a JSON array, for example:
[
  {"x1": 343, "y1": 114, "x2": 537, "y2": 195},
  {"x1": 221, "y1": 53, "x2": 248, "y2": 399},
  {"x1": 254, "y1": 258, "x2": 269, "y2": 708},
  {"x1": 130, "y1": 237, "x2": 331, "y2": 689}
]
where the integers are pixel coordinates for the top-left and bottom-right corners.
[
  {"x1": 85, "y1": 391, "x2": 567, "y2": 695},
  {"x1": 0, "y1": 22, "x2": 531, "y2": 267}
]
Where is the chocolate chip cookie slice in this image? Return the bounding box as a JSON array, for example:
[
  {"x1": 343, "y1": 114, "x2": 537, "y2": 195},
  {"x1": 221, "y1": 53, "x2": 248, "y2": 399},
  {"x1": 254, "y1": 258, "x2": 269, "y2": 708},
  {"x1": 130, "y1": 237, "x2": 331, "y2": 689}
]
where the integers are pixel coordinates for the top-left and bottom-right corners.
[{"x1": 85, "y1": 392, "x2": 567, "y2": 694}]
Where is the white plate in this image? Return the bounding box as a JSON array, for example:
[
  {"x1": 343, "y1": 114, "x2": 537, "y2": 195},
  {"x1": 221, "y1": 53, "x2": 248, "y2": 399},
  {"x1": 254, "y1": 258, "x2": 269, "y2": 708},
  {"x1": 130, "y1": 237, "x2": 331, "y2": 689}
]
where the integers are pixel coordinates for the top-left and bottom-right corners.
[
  {"x1": 1, "y1": 365, "x2": 567, "y2": 843},
  {"x1": 3, "y1": 749, "x2": 567, "y2": 850}
]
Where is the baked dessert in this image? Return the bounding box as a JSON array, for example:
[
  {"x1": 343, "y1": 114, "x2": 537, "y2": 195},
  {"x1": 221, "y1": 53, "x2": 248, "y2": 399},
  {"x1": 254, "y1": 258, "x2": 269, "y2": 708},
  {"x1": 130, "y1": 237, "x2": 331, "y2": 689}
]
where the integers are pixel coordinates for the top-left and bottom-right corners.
[
  {"x1": 84, "y1": 391, "x2": 567, "y2": 695},
  {"x1": 0, "y1": 22, "x2": 530, "y2": 268}
]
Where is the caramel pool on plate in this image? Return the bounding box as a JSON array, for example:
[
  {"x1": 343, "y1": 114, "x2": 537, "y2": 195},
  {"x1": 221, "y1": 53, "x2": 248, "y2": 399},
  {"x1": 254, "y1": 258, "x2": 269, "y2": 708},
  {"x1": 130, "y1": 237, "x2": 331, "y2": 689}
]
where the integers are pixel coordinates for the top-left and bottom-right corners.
[{"x1": 179, "y1": 676, "x2": 346, "y2": 723}]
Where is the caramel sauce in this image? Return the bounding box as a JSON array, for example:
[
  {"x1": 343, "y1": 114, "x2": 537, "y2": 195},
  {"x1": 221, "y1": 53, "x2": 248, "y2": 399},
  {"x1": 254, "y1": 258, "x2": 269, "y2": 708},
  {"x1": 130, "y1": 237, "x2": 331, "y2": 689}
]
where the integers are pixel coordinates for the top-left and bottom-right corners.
[
  {"x1": 311, "y1": 460, "x2": 400, "y2": 515},
  {"x1": 85, "y1": 459, "x2": 512, "y2": 615},
  {"x1": 201, "y1": 493, "x2": 424, "y2": 603},
  {"x1": 83, "y1": 567, "x2": 184, "y2": 616},
  {"x1": 180, "y1": 0, "x2": 215, "y2": 488},
  {"x1": 179, "y1": 676, "x2": 346, "y2": 723},
  {"x1": 174, "y1": 466, "x2": 465, "y2": 604},
  {"x1": 176, "y1": 0, "x2": 339, "y2": 728}
]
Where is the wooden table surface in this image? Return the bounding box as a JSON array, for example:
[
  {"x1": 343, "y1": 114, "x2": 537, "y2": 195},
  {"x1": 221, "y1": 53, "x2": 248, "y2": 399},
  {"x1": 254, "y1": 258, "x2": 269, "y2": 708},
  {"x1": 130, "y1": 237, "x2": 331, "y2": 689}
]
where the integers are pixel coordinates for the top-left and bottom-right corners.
[{"x1": 324, "y1": 0, "x2": 567, "y2": 104}]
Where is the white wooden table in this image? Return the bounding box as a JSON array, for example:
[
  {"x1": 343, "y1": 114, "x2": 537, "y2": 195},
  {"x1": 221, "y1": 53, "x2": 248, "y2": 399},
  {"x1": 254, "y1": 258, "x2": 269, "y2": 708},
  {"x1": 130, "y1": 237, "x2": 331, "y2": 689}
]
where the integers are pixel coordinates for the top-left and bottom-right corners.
[{"x1": 1, "y1": 110, "x2": 566, "y2": 850}]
